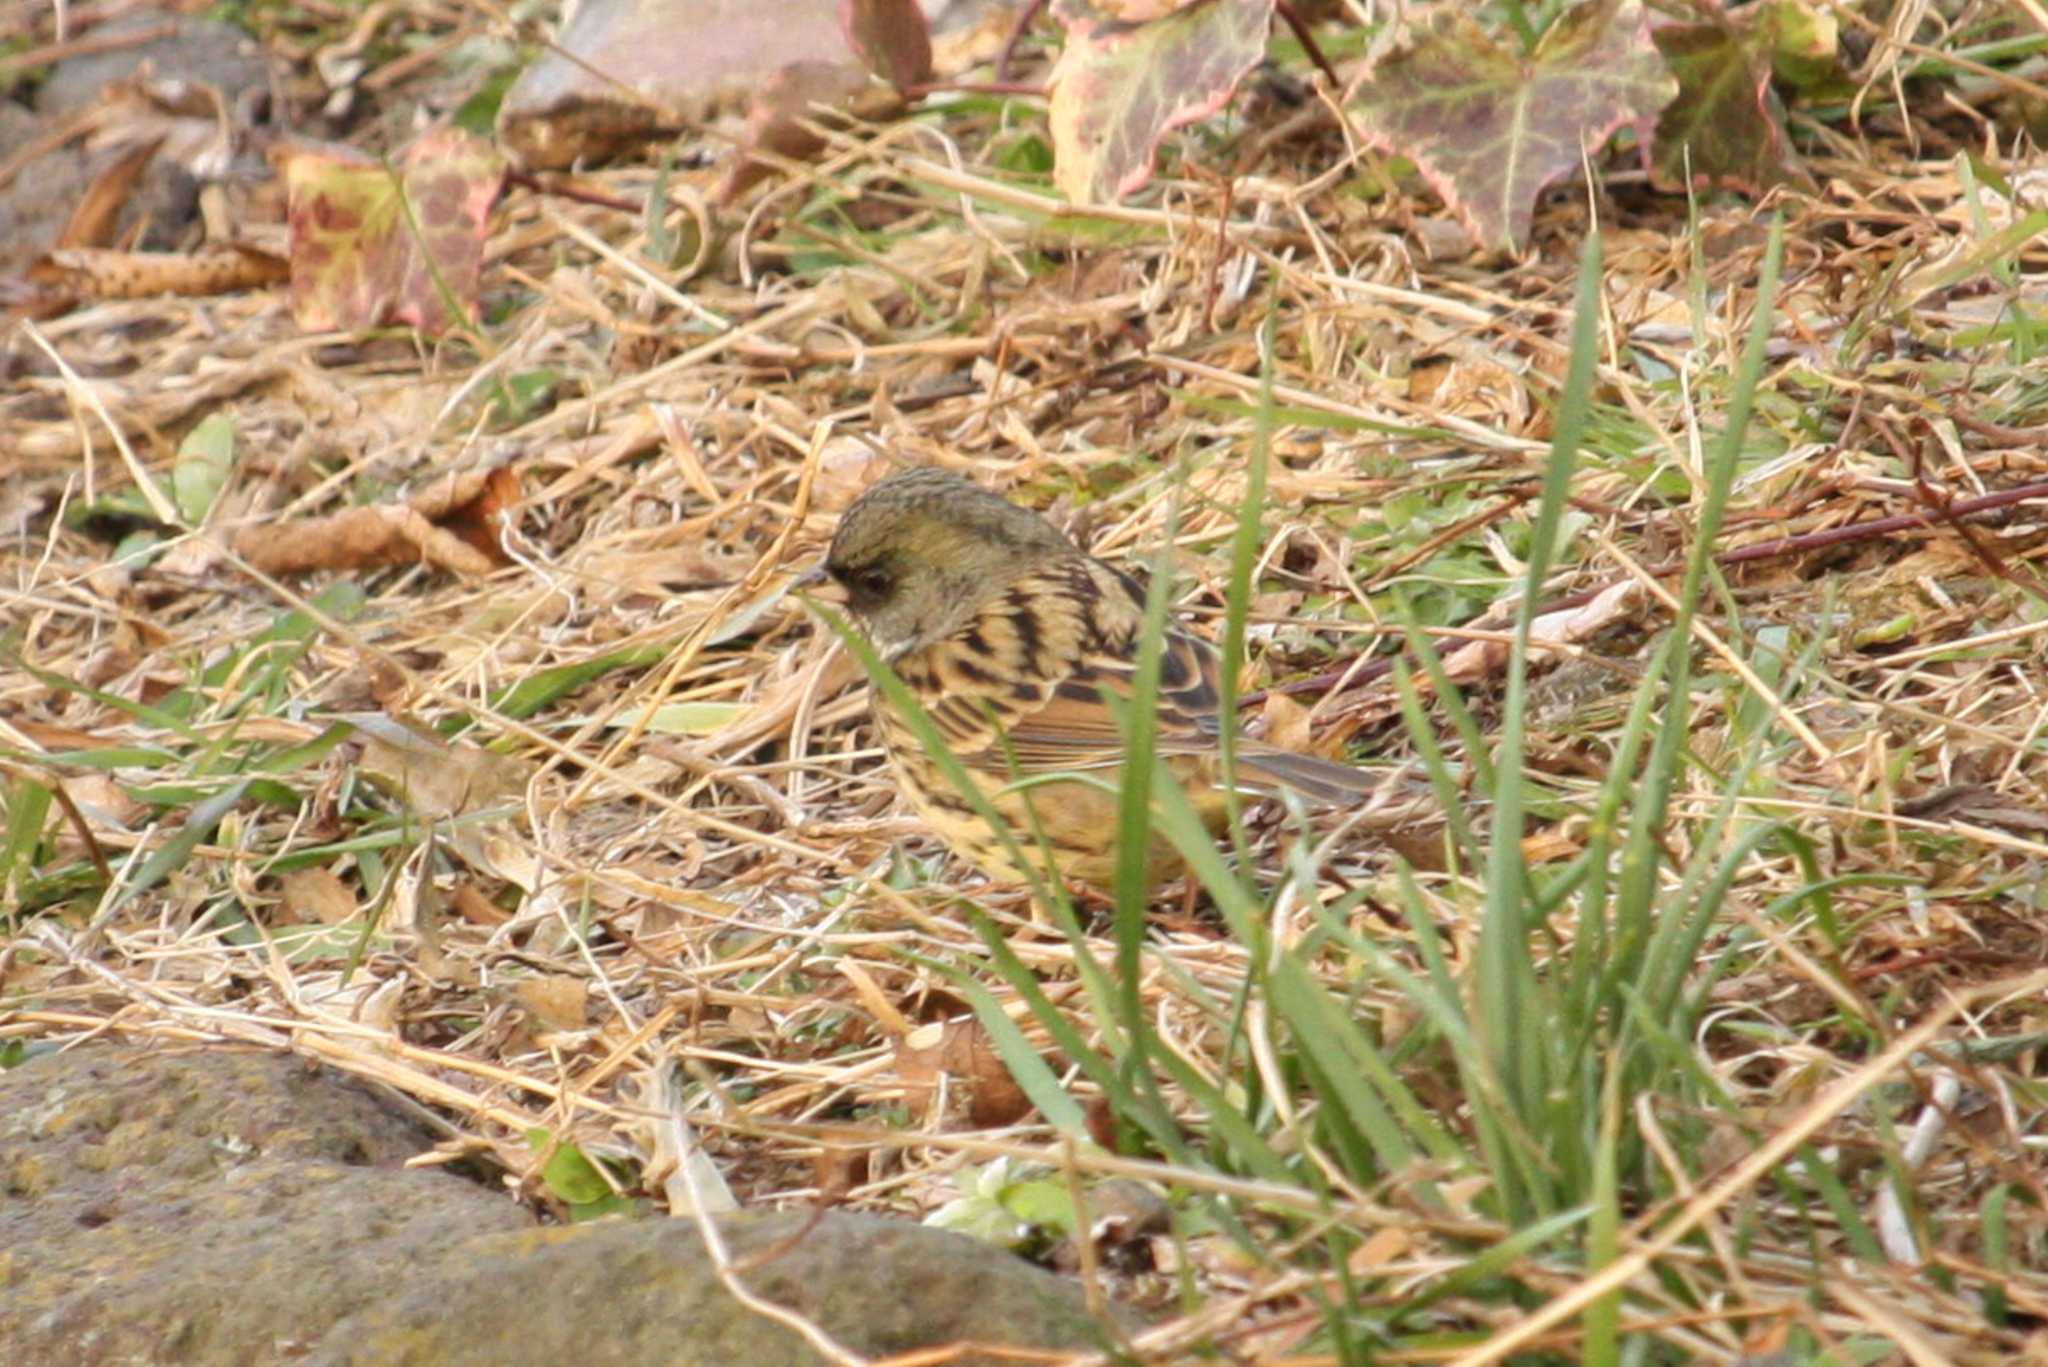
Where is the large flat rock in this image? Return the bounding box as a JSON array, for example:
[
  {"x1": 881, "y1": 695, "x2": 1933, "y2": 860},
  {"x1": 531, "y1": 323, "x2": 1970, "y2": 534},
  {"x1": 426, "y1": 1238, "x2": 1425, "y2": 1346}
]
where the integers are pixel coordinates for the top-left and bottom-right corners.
[{"x1": 0, "y1": 1046, "x2": 1119, "y2": 1366}]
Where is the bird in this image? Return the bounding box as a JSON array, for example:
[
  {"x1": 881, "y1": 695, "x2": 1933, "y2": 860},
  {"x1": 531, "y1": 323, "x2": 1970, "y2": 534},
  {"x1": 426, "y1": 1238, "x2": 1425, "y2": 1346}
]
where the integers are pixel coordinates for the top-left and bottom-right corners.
[{"x1": 812, "y1": 466, "x2": 1415, "y2": 887}]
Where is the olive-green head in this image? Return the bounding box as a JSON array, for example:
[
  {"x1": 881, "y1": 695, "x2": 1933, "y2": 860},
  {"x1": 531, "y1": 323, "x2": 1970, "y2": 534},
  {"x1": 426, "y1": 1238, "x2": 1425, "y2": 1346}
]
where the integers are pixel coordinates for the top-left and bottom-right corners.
[{"x1": 822, "y1": 468, "x2": 1073, "y2": 657}]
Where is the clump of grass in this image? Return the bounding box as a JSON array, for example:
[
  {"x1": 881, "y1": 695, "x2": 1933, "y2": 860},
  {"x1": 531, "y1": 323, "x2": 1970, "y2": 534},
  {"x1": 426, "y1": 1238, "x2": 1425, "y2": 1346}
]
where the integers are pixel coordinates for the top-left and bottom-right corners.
[{"x1": 831, "y1": 220, "x2": 2044, "y2": 1364}]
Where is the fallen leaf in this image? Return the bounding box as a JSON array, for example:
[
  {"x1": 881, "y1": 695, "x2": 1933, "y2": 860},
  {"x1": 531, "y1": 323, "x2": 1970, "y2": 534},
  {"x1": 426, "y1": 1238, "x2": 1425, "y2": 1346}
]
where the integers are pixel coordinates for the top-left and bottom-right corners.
[
  {"x1": 231, "y1": 466, "x2": 521, "y2": 577},
  {"x1": 896, "y1": 1018, "x2": 1033, "y2": 1127},
  {"x1": 57, "y1": 137, "x2": 166, "y2": 249},
  {"x1": 1349, "y1": 0, "x2": 1677, "y2": 251},
  {"x1": 1048, "y1": 0, "x2": 1275, "y2": 204},
  {"x1": 450, "y1": 881, "x2": 512, "y2": 926},
  {"x1": 842, "y1": 0, "x2": 934, "y2": 89},
  {"x1": 283, "y1": 126, "x2": 505, "y2": 334},
  {"x1": 514, "y1": 975, "x2": 591, "y2": 1032},
  {"x1": 497, "y1": 0, "x2": 900, "y2": 174},
  {"x1": 279, "y1": 865, "x2": 359, "y2": 925},
  {"x1": 351, "y1": 713, "x2": 528, "y2": 822},
  {"x1": 718, "y1": 61, "x2": 902, "y2": 203},
  {"x1": 31, "y1": 245, "x2": 288, "y2": 300}
]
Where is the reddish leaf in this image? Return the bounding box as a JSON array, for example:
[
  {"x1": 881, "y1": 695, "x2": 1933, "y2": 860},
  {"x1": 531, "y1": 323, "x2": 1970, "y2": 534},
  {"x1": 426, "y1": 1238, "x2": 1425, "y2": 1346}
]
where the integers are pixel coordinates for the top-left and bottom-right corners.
[
  {"x1": 718, "y1": 61, "x2": 899, "y2": 203},
  {"x1": 1650, "y1": 1, "x2": 1812, "y2": 195},
  {"x1": 840, "y1": 0, "x2": 933, "y2": 89},
  {"x1": 1349, "y1": 0, "x2": 1678, "y2": 252},
  {"x1": 498, "y1": 0, "x2": 864, "y2": 170},
  {"x1": 284, "y1": 126, "x2": 505, "y2": 335},
  {"x1": 1047, "y1": 0, "x2": 1275, "y2": 205}
]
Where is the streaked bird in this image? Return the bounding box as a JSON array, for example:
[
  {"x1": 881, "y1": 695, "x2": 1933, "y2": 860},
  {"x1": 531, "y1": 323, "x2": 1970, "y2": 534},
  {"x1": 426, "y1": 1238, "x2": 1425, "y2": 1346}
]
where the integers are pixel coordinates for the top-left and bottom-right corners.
[{"x1": 815, "y1": 467, "x2": 1413, "y2": 886}]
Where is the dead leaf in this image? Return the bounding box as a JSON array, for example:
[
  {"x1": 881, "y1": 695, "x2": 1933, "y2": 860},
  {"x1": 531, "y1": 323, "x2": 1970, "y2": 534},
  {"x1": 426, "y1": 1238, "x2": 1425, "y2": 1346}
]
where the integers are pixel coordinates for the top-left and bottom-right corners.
[
  {"x1": 719, "y1": 61, "x2": 901, "y2": 203},
  {"x1": 497, "y1": 0, "x2": 906, "y2": 173},
  {"x1": 348, "y1": 717, "x2": 535, "y2": 889},
  {"x1": 1349, "y1": 1225, "x2": 1412, "y2": 1273},
  {"x1": 843, "y1": 0, "x2": 934, "y2": 89},
  {"x1": 58, "y1": 136, "x2": 166, "y2": 249},
  {"x1": 278, "y1": 865, "x2": 359, "y2": 925},
  {"x1": 232, "y1": 466, "x2": 521, "y2": 577},
  {"x1": 514, "y1": 975, "x2": 590, "y2": 1032},
  {"x1": 282, "y1": 126, "x2": 506, "y2": 334},
  {"x1": 1519, "y1": 828, "x2": 1581, "y2": 864},
  {"x1": 896, "y1": 1018, "x2": 1033, "y2": 1127},
  {"x1": 813, "y1": 1146, "x2": 870, "y2": 1203},
  {"x1": 352, "y1": 714, "x2": 528, "y2": 821},
  {"x1": 31, "y1": 245, "x2": 287, "y2": 299},
  {"x1": 450, "y1": 881, "x2": 512, "y2": 926}
]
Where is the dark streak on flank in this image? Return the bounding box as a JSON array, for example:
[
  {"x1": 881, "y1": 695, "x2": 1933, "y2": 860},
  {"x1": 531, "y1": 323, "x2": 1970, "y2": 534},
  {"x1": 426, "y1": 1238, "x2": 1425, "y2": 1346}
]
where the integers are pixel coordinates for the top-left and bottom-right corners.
[
  {"x1": 1159, "y1": 642, "x2": 1192, "y2": 689},
  {"x1": 951, "y1": 651, "x2": 996, "y2": 685},
  {"x1": 1006, "y1": 599, "x2": 1042, "y2": 668}
]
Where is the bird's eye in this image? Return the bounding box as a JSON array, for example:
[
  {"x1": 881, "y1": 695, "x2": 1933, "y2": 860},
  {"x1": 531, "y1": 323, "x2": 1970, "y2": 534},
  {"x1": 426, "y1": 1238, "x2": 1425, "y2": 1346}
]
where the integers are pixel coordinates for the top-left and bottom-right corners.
[{"x1": 826, "y1": 558, "x2": 897, "y2": 609}]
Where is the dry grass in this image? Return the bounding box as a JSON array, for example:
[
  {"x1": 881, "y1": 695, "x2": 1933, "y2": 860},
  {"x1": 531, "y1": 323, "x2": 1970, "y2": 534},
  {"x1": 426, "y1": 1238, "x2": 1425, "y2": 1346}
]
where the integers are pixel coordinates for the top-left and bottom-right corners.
[{"x1": 7, "y1": 3, "x2": 2048, "y2": 1363}]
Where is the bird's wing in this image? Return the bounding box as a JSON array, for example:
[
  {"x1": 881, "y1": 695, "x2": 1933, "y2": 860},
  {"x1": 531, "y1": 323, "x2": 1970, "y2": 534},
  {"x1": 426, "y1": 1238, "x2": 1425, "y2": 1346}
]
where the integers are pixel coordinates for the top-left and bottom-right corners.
[
  {"x1": 898, "y1": 556, "x2": 1400, "y2": 807},
  {"x1": 895, "y1": 556, "x2": 1222, "y2": 776}
]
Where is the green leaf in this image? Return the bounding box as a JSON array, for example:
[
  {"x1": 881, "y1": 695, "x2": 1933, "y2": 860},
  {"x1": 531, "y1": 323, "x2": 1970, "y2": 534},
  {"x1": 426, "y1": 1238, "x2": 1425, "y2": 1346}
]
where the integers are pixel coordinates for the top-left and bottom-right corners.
[
  {"x1": 99, "y1": 780, "x2": 252, "y2": 922},
  {"x1": 172, "y1": 414, "x2": 237, "y2": 525},
  {"x1": 1, "y1": 775, "x2": 56, "y2": 911},
  {"x1": 526, "y1": 1128, "x2": 637, "y2": 1221}
]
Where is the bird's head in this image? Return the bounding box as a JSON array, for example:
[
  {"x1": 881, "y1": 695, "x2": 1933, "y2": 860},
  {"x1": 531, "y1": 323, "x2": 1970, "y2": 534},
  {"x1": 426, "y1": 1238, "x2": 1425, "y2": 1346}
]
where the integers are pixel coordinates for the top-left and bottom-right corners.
[{"x1": 819, "y1": 468, "x2": 1073, "y2": 657}]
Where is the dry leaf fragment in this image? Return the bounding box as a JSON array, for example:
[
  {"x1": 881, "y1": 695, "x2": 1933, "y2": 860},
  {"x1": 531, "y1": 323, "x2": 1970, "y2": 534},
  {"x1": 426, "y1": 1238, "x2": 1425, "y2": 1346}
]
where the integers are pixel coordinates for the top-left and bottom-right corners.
[
  {"x1": 278, "y1": 865, "x2": 359, "y2": 925},
  {"x1": 514, "y1": 975, "x2": 591, "y2": 1032},
  {"x1": 232, "y1": 467, "x2": 521, "y2": 576},
  {"x1": 352, "y1": 714, "x2": 528, "y2": 821},
  {"x1": 32, "y1": 245, "x2": 287, "y2": 299},
  {"x1": 449, "y1": 881, "x2": 513, "y2": 926},
  {"x1": 346, "y1": 713, "x2": 534, "y2": 890},
  {"x1": 896, "y1": 1018, "x2": 1033, "y2": 1127}
]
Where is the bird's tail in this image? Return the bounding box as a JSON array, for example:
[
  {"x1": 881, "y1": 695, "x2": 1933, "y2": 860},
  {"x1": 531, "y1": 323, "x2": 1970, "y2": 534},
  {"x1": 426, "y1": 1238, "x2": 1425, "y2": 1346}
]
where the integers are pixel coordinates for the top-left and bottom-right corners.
[{"x1": 1233, "y1": 745, "x2": 1434, "y2": 822}]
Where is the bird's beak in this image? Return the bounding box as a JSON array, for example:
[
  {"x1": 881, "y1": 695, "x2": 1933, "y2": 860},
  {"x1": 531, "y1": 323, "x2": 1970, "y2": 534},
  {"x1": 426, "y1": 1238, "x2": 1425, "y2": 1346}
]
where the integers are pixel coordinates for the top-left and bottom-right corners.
[{"x1": 793, "y1": 563, "x2": 847, "y2": 604}]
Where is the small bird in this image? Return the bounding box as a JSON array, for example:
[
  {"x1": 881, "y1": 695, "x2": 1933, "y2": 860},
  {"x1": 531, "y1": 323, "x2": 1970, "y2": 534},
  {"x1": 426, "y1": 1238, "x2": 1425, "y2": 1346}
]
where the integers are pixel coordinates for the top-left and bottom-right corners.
[{"x1": 815, "y1": 467, "x2": 1409, "y2": 887}]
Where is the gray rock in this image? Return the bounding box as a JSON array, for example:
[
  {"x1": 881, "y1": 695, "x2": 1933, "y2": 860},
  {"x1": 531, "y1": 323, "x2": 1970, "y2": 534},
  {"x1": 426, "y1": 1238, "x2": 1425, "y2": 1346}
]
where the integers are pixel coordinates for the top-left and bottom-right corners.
[
  {"x1": 0, "y1": 1046, "x2": 530, "y2": 1366},
  {"x1": 315, "y1": 1210, "x2": 1121, "y2": 1367},
  {"x1": 0, "y1": 1047, "x2": 1120, "y2": 1366},
  {"x1": 35, "y1": 14, "x2": 270, "y2": 116}
]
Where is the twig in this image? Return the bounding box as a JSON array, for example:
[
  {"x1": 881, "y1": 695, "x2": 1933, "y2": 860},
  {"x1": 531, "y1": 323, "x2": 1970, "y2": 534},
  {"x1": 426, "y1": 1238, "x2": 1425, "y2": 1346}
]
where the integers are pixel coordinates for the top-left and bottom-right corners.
[
  {"x1": 994, "y1": 0, "x2": 1051, "y2": 82},
  {"x1": 1273, "y1": 0, "x2": 1343, "y2": 90}
]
